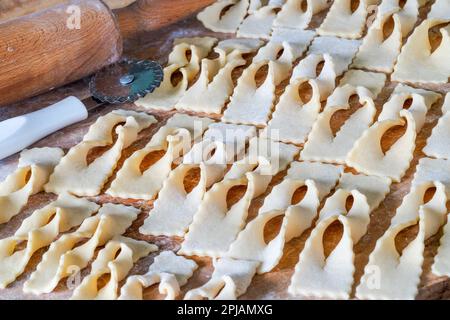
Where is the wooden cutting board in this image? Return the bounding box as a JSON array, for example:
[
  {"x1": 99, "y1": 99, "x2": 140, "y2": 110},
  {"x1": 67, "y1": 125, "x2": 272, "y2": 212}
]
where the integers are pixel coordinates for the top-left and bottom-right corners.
[{"x1": 0, "y1": 1, "x2": 449, "y2": 300}]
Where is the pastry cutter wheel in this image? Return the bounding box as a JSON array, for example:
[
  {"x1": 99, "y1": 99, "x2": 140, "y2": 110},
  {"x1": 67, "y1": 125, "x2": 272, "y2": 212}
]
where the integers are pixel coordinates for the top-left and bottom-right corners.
[{"x1": 0, "y1": 58, "x2": 163, "y2": 161}]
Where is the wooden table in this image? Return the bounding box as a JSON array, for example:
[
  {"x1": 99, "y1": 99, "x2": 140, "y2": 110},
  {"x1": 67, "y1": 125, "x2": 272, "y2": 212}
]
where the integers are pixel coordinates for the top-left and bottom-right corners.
[{"x1": 0, "y1": 1, "x2": 450, "y2": 300}]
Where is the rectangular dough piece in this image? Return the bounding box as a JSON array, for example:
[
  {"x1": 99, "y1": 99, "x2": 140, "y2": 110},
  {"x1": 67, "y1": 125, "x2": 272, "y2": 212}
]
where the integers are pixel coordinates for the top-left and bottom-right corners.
[
  {"x1": 391, "y1": 19, "x2": 450, "y2": 84},
  {"x1": 339, "y1": 69, "x2": 387, "y2": 98},
  {"x1": 289, "y1": 173, "x2": 391, "y2": 299},
  {"x1": 197, "y1": 0, "x2": 250, "y2": 33},
  {"x1": 317, "y1": 0, "x2": 379, "y2": 39},
  {"x1": 45, "y1": 110, "x2": 156, "y2": 197},
  {"x1": 308, "y1": 36, "x2": 362, "y2": 76},
  {"x1": 423, "y1": 93, "x2": 450, "y2": 159},
  {"x1": 0, "y1": 147, "x2": 63, "y2": 224}
]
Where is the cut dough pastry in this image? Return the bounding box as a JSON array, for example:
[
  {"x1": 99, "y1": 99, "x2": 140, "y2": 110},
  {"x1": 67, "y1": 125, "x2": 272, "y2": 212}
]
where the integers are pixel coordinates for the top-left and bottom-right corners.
[
  {"x1": 261, "y1": 78, "x2": 322, "y2": 144},
  {"x1": 346, "y1": 110, "x2": 416, "y2": 182},
  {"x1": 71, "y1": 236, "x2": 157, "y2": 300},
  {"x1": 318, "y1": 0, "x2": 379, "y2": 39},
  {"x1": 377, "y1": 0, "x2": 426, "y2": 36},
  {"x1": 289, "y1": 173, "x2": 391, "y2": 299},
  {"x1": 179, "y1": 138, "x2": 299, "y2": 257},
  {"x1": 291, "y1": 54, "x2": 338, "y2": 101},
  {"x1": 423, "y1": 93, "x2": 450, "y2": 159},
  {"x1": 411, "y1": 157, "x2": 450, "y2": 277},
  {"x1": 339, "y1": 70, "x2": 387, "y2": 97},
  {"x1": 308, "y1": 36, "x2": 362, "y2": 76},
  {"x1": 352, "y1": 10, "x2": 403, "y2": 73},
  {"x1": 378, "y1": 84, "x2": 441, "y2": 131},
  {"x1": 301, "y1": 85, "x2": 376, "y2": 164},
  {"x1": 274, "y1": 0, "x2": 330, "y2": 29},
  {"x1": 268, "y1": 28, "x2": 317, "y2": 66},
  {"x1": 237, "y1": 5, "x2": 280, "y2": 39},
  {"x1": 23, "y1": 203, "x2": 139, "y2": 295},
  {"x1": 226, "y1": 178, "x2": 323, "y2": 273},
  {"x1": 392, "y1": 19, "x2": 450, "y2": 84},
  {"x1": 197, "y1": 0, "x2": 250, "y2": 33},
  {"x1": 107, "y1": 114, "x2": 213, "y2": 200},
  {"x1": 356, "y1": 182, "x2": 447, "y2": 299},
  {"x1": 184, "y1": 258, "x2": 259, "y2": 300},
  {"x1": 347, "y1": 86, "x2": 440, "y2": 181},
  {"x1": 139, "y1": 162, "x2": 227, "y2": 237},
  {"x1": 0, "y1": 194, "x2": 99, "y2": 288},
  {"x1": 45, "y1": 110, "x2": 156, "y2": 197},
  {"x1": 119, "y1": 251, "x2": 198, "y2": 300},
  {"x1": 428, "y1": 0, "x2": 450, "y2": 20},
  {"x1": 0, "y1": 147, "x2": 63, "y2": 224},
  {"x1": 175, "y1": 41, "x2": 262, "y2": 114},
  {"x1": 135, "y1": 37, "x2": 217, "y2": 110}
]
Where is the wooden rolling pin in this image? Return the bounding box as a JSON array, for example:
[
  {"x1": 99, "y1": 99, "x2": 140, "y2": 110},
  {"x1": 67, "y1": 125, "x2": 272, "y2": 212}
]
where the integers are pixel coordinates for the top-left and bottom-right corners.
[{"x1": 0, "y1": 0, "x2": 214, "y2": 107}]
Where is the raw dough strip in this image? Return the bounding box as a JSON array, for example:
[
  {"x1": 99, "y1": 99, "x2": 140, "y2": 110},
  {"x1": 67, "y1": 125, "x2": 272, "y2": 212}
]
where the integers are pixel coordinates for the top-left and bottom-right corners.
[
  {"x1": 347, "y1": 86, "x2": 440, "y2": 181},
  {"x1": 308, "y1": 36, "x2": 362, "y2": 76},
  {"x1": 291, "y1": 53, "x2": 338, "y2": 101},
  {"x1": 71, "y1": 236, "x2": 157, "y2": 300},
  {"x1": 23, "y1": 203, "x2": 139, "y2": 295},
  {"x1": 356, "y1": 182, "x2": 447, "y2": 299},
  {"x1": 175, "y1": 40, "x2": 263, "y2": 114},
  {"x1": 318, "y1": 0, "x2": 379, "y2": 39},
  {"x1": 261, "y1": 78, "x2": 322, "y2": 144},
  {"x1": 45, "y1": 110, "x2": 156, "y2": 197},
  {"x1": 346, "y1": 110, "x2": 415, "y2": 182},
  {"x1": 352, "y1": 10, "x2": 403, "y2": 73},
  {"x1": 339, "y1": 69, "x2": 387, "y2": 97},
  {"x1": 222, "y1": 32, "x2": 313, "y2": 126},
  {"x1": 0, "y1": 194, "x2": 99, "y2": 288},
  {"x1": 428, "y1": 0, "x2": 450, "y2": 20},
  {"x1": 197, "y1": 0, "x2": 250, "y2": 33},
  {"x1": 237, "y1": 5, "x2": 281, "y2": 39},
  {"x1": 179, "y1": 138, "x2": 299, "y2": 257},
  {"x1": 135, "y1": 37, "x2": 217, "y2": 110},
  {"x1": 273, "y1": 0, "x2": 330, "y2": 30},
  {"x1": 377, "y1": 0, "x2": 427, "y2": 37},
  {"x1": 392, "y1": 19, "x2": 450, "y2": 84},
  {"x1": 107, "y1": 114, "x2": 213, "y2": 200},
  {"x1": 184, "y1": 258, "x2": 259, "y2": 300},
  {"x1": 378, "y1": 84, "x2": 441, "y2": 132},
  {"x1": 226, "y1": 161, "x2": 344, "y2": 273},
  {"x1": 289, "y1": 173, "x2": 391, "y2": 299},
  {"x1": 300, "y1": 85, "x2": 377, "y2": 164},
  {"x1": 411, "y1": 157, "x2": 450, "y2": 277},
  {"x1": 119, "y1": 251, "x2": 198, "y2": 300},
  {"x1": 423, "y1": 93, "x2": 450, "y2": 159},
  {"x1": 0, "y1": 147, "x2": 63, "y2": 224}
]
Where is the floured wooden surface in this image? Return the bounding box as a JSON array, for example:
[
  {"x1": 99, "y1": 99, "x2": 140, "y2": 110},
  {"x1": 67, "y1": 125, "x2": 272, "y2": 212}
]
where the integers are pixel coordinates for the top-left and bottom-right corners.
[{"x1": 1, "y1": 2, "x2": 450, "y2": 300}]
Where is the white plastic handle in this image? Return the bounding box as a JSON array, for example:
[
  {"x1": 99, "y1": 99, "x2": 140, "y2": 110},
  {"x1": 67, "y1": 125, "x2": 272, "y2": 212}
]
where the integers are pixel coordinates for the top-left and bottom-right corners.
[{"x1": 0, "y1": 96, "x2": 88, "y2": 161}]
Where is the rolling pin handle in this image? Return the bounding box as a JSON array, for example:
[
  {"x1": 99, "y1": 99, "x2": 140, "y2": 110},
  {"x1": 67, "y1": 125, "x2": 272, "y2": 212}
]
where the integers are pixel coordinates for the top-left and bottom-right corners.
[{"x1": 0, "y1": 96, "x2": 88, "y2": 161}]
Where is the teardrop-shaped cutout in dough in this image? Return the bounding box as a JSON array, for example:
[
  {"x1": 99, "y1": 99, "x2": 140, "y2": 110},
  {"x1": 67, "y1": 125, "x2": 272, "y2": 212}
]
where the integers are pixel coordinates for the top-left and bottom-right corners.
[
  {"x1": 300, "y1": 0, "x2": 308, "y2": 12},
  {"x1": 170, "y1": 69, "x2": 184, "y2": 87},
  {"x1": 183, "y1": 167, "x2": 201, "y2": 194},
  {"x1": 429, "y1": 22, "x2": 450, "y2": 54},
  {"x1": 254, "y1": 63, "x2": 270, "y2": 89},
  {"x1": 380, "y1": 120, "x2": 408, "y2": 155},
  {"x1": 263, "y1": 214, "x2": 284, "y2": 244},
  {"x1": 139, "y1": 150, "x2": 166, "y2": 174},
  {"x1": 399, "y1": 0, "x2": 407, "y2": 9},
  {"x1": 226, "y1": 185, "x2": 248, "y2": 211},
  {"x1": 316, "y1": 59, "x2": 325, "y2": 77},
  {"x1": 350, "y1": 0, "x2": 361, "y2": 14},
  {"x1": 322, "y1": 219, "x2": 344, "y2": 259},
  {"x1": 382, "y1": 14, "x2": 396, "y2": 41},
  {"x1": 394, "y1": 222, "x2": 419, "y2": 256},
  {"x1": 298, "y1": 81, "x2": 314, "y2": 105},
  {"x1": 291, "y1": 185, "x2": 308, "y2": 205}
]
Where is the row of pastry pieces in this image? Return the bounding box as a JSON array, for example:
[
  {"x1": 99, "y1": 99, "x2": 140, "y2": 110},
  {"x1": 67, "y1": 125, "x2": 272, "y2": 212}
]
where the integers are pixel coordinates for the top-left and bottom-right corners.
[{"x1": 197, "y1": 0, "x2": 450, "y2": 83}]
